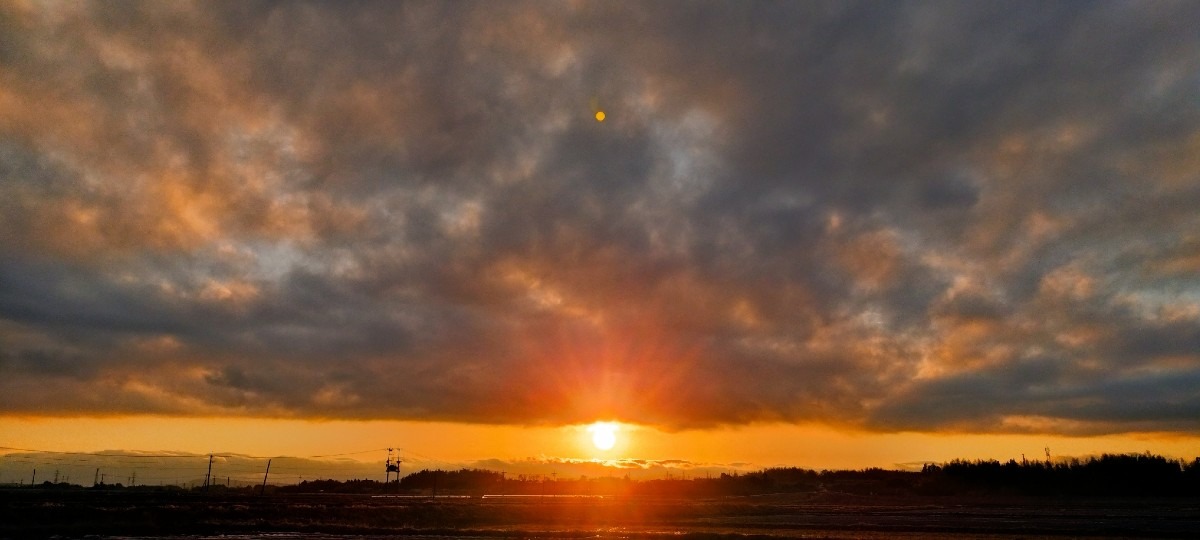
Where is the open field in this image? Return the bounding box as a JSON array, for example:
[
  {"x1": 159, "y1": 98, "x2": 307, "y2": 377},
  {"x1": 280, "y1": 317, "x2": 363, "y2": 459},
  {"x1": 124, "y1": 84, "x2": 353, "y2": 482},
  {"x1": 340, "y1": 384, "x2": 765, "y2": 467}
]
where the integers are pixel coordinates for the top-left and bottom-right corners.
[{"x1": 2, "y1": 489, "x2": 1198, "y2": 539}]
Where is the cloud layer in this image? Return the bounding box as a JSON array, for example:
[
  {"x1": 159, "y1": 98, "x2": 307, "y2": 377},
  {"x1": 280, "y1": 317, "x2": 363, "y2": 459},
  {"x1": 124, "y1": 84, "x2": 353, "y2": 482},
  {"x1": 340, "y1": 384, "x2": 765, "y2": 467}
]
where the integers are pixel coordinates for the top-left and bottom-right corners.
[{"x1": 1, "y1": 1, "x2": 1198, "y2": 434}]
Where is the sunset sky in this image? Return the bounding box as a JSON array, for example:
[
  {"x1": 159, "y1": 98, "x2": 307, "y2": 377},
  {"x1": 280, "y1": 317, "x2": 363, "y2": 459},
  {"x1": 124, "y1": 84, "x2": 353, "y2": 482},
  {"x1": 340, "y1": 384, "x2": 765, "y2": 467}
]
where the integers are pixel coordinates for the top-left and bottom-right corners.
[{"x1": 2, "y1": 1, "x2": 1199, "y2": 478}]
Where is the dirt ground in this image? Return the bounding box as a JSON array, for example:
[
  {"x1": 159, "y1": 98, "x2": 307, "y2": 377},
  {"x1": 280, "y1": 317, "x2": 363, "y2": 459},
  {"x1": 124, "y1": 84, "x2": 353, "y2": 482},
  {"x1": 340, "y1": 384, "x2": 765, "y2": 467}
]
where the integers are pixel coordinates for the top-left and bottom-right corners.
[{"x1": 2, "y1": 489, "x2": 1197, "y2": 539}]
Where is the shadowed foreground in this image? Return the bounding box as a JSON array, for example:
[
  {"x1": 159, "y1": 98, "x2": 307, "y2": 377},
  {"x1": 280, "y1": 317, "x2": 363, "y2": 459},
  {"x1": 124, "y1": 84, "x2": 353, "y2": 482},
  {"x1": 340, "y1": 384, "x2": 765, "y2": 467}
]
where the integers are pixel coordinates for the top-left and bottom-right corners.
[{"x1": 2, "y1": 490, "x2": 1198, "y2": 539}]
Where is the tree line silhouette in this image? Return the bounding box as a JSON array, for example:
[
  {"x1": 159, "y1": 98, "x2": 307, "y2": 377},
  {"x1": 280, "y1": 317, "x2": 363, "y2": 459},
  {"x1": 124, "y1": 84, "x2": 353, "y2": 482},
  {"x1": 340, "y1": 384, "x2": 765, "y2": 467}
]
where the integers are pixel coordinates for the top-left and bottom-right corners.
[
  {"x1": 920, "y1": 453, "x2": 1200, "y2": 496},
  {"x1": 270, "y1": 453, "x2": 1200, "y2": 498},
  {"x1": 11, "y1": 453, "x2": 1198, "y2": 498}
]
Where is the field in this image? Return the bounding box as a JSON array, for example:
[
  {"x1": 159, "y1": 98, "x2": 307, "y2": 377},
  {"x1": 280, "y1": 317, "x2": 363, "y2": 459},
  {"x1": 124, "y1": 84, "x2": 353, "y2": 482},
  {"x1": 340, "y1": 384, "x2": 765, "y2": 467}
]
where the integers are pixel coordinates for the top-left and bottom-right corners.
[{"x1": 2, "y1": 489, "x2": 1198, "y2": 539}]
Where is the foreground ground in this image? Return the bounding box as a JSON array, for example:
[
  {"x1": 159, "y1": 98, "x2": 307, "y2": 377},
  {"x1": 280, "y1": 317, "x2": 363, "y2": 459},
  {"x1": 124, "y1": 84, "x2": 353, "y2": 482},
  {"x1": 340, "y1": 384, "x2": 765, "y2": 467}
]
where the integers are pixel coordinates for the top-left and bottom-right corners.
[{"x1": 1, "y1": 489, "x2": 1198, "y2": 539}]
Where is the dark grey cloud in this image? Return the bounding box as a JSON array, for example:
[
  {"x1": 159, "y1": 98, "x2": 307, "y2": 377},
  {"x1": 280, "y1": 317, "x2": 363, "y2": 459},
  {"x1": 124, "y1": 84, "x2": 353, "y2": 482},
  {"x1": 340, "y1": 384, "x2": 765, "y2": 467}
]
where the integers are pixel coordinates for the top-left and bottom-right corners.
[{"x1": 0, "y1": 0, "x2": 1198, "y2": 434}]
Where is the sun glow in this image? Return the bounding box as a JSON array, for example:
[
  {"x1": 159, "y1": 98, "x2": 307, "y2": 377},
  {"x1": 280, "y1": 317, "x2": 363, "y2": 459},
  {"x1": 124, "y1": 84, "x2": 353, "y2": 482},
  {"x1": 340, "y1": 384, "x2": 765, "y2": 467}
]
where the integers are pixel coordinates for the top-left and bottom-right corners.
[{"x1": 587, "y1": 421, "x2": 618, "y2": 451}]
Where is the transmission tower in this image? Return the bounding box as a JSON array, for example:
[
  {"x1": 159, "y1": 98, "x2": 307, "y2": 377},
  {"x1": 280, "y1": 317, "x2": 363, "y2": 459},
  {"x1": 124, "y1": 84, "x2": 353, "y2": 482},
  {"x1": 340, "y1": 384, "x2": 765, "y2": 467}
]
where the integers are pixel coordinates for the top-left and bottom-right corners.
[{"x1": 385, "y1": 448, "x2": 402, "y2": 490}]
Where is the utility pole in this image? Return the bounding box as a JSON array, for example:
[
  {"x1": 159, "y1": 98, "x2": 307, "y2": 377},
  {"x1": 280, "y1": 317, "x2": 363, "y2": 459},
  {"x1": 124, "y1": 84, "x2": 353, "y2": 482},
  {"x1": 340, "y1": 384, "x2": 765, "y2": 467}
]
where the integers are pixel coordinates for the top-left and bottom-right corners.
[
  {"x1": 31, "y1": 469, "x2": 36, "y2": 485},
  {"x1": 54, "y1": 470, "x2": 59, "y2": 483},
  {"x1": 260, "y1": 459, "x2": 271, "y2": 496},
  {"x1": 385, "y1": 448, "x2": 395, "y2": 485},
  {"x1": 94, "y1": 468, "x2": 99, "y2": 487},
  {"x1": 204, "y1": 454, "x2": 214, "y2": 491}
]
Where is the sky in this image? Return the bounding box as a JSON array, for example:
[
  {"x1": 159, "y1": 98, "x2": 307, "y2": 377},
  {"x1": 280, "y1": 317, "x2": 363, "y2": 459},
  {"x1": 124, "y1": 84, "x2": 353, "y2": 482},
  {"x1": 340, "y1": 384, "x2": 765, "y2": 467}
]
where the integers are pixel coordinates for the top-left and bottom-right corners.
[{"x1": 2, "y1": 0, "x2": 1199, "y2": 477}]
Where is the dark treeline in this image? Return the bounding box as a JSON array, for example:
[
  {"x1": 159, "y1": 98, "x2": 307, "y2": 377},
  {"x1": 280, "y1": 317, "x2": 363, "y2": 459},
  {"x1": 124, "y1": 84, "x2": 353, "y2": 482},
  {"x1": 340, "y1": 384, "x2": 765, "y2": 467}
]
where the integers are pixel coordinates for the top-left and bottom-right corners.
[
  {"x1": 9, "y1": 453, "x2": 1198, "y2": 498},
  {"x1": 270, "y1": 453, "x2": 1200, "y2": 498},
  {"x1": 921, "y1": 453, "x2": 1200, "y2": 496}
]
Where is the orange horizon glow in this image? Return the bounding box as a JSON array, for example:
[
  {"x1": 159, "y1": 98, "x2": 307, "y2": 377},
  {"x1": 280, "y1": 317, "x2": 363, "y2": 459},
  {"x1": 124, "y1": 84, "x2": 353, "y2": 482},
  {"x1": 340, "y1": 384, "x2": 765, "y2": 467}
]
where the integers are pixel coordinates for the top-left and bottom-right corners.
[{"x1": 3, "y1": 416, "x2": 1198, "y2": 474}]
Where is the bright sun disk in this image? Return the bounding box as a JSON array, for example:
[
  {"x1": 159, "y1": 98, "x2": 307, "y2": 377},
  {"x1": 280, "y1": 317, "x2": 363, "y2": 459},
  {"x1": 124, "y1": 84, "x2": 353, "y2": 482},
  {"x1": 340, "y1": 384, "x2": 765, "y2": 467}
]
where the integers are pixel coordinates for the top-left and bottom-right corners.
[{"x1": 587, "y1": 421, "x2": 618, "y2": 451}]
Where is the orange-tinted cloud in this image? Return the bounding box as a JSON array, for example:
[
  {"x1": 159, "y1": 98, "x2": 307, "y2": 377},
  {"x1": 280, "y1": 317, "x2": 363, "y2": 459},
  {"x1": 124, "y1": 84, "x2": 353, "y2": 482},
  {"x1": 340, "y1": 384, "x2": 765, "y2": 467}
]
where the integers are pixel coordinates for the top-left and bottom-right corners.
[{"x1": 1, "y1": 1, "x2": 1198, "y2": 436}]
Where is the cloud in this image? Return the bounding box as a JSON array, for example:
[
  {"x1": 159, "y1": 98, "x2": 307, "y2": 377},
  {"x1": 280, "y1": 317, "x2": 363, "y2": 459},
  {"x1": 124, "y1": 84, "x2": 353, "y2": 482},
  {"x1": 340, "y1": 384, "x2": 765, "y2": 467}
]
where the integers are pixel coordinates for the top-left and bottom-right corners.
[
  {"x1": 1, "y1": 1, "x2": 1198, "y2": 435},
  {"x1": 463, "y1": 456, "x2": 748, "y2": 480}
]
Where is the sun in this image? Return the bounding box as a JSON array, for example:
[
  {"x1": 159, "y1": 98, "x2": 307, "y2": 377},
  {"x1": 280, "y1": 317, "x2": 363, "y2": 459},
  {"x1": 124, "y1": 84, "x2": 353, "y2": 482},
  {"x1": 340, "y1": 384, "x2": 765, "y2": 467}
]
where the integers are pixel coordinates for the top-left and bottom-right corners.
[
  {"x1": 595, "y1": 110, "x2": 606, "y2": 122},
  {"x1": 587, "y1": 421, "x2": 618, "y2": 451}
]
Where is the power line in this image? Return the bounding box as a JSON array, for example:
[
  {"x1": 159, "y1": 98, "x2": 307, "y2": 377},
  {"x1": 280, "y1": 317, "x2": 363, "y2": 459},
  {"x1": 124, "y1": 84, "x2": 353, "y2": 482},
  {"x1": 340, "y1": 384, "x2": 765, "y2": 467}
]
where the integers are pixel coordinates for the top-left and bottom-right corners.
[
  {"x1": 0, "y1": 447, "x2": 202, "y2": 458},
  {"x1": 0, "y1": 445, "x2": 468, "y2": 484},
  {"x1": 398, "y1": 448, "x2": 459, "y2": 469},
  {"x1": 307, "y1": 448, "x2": 391, "y2": 458},
  {"x1": 0, "y1": 446, "x2": 394, "y2": 460}
]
